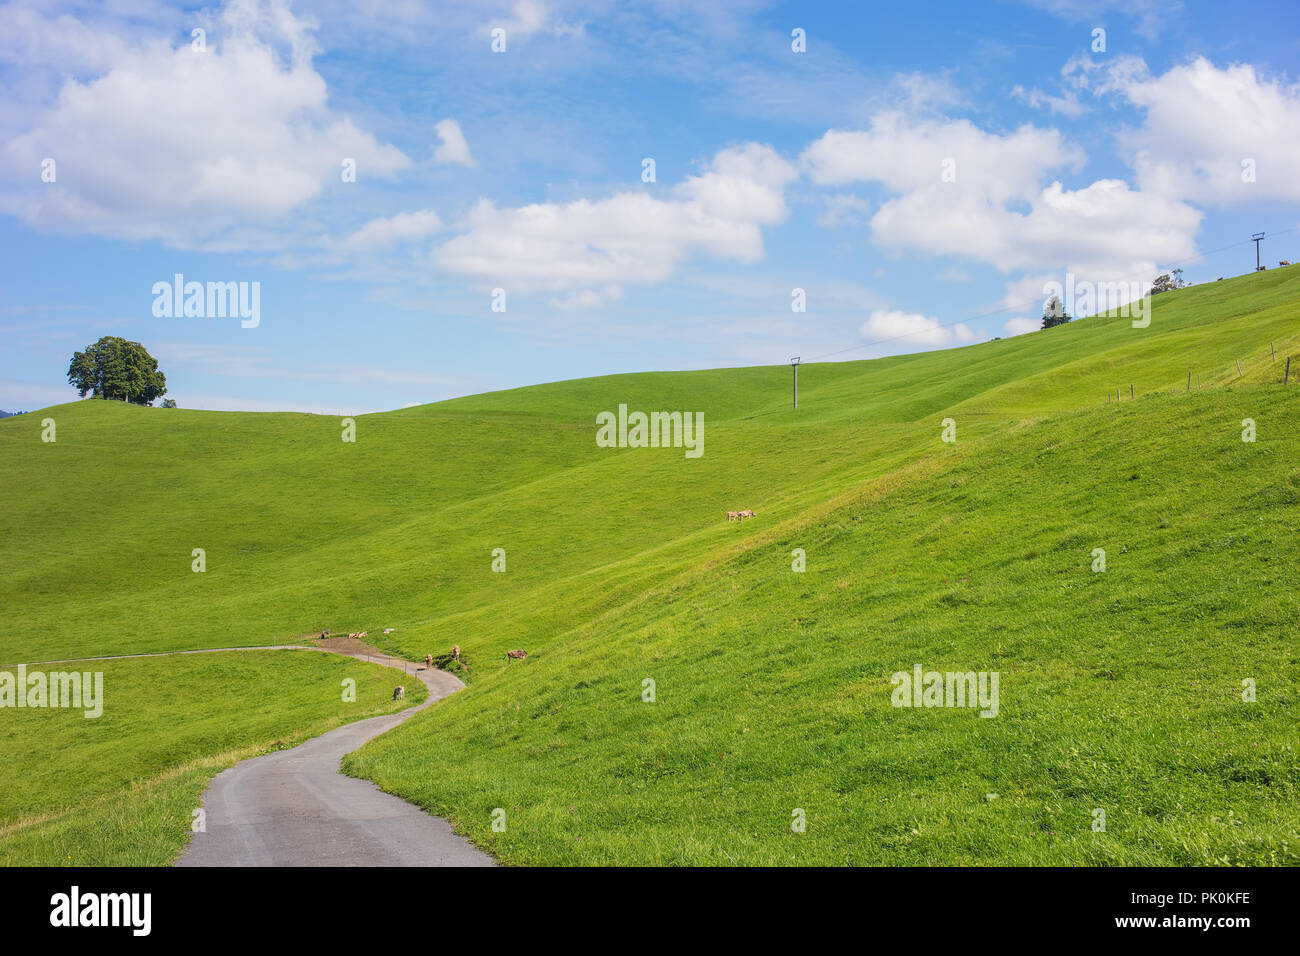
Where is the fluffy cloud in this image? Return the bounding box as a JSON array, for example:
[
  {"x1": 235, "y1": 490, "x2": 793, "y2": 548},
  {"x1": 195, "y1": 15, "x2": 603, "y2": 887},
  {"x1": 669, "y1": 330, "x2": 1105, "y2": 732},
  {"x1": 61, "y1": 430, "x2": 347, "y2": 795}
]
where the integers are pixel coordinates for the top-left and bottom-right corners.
[
  {"x1": 860, "y1": 309, "x2": 976, "y2": 349},
  {"x1": 344, "y1": 209, "x2": 442, "y2": 250},
  {"x1": 873, "y1": 177, "x2": 1201, "y2": 277},
  {"x1": 802, "y1": 112, "x2": 1084, "y2": 201},
  {"x1": 802, "y1": 112, "x2": 1202, "y2": 284},
  {"x1": 1089, "y1": 56, "x2": 1300, "y2": 206},
  {"x1": 432, "y1": 118, "x2": 475, "y2": 167},
  {"x1": 0, "y1": 0, "x2": 410, "y2": 246},
  {"x1": 431, "y1": 142, "x2": 798, "y2": 301}
]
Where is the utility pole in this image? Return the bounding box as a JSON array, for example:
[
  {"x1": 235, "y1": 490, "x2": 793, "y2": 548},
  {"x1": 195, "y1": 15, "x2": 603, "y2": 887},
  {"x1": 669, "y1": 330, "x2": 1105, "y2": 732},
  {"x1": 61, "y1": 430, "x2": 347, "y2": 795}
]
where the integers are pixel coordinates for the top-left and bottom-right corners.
[
  {"x1": 1253, "y1": 232, "x2": 1265, "y2": 271},
  {"x1": 790, "y1": 357, "x2": 800, "y2": 410}
]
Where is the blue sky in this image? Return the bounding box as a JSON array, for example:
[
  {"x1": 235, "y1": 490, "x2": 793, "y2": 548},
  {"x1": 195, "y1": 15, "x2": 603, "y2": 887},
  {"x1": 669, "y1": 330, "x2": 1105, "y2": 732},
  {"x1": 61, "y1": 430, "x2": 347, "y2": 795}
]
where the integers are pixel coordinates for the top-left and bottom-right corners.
[{"x1": 1, "y1": 0, "x2": 1298, "y2": 413}]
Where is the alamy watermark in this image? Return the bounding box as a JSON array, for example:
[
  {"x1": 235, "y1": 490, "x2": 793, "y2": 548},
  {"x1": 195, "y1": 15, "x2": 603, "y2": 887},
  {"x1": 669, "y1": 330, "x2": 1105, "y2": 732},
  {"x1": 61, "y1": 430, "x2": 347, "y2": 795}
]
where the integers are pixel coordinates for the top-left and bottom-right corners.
[
  {"x1": 152, "y1": 274, "x2": 260, "y2": 328},
  {"x1": 1043, "y1": 273, "x2": 1152, "y2": 329},
  {"x1": 50, "y1": 886, "x2": 150, "y2": 935},
  {"x1": 890, "y1": 664, "x2": 999, "y2": 717},
  {"x1": 596, "y1": 404, "x2": 704, "y2": 458},
  {"x1": 1, "y1": 666, "x2": 104, "y2": 718}
]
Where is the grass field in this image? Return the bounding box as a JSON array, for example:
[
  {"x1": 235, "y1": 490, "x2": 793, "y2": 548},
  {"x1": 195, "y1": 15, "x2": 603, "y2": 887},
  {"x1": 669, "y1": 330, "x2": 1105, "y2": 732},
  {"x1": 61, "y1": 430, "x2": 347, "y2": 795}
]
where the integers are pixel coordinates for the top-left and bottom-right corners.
[
  {"x1": 349, "y1": 386, "x2": 1298, "y2": 864},
  {"x1": 0, "y1": 650, "x2": 424, "y2": 865},
  {"x1": 2, "y1": 267, "x2": 1298, "y2": 864}
]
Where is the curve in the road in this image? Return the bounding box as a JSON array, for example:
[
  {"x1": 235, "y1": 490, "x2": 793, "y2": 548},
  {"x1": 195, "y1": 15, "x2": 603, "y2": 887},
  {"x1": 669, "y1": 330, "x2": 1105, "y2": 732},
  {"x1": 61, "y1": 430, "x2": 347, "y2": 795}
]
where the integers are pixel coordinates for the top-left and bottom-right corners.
[
  {"x1": 175, "y1": 644, "x2": 494, "y2": 867},
  {"x1": 13, "y1": 643, "x2": 495, "y2": 866}
]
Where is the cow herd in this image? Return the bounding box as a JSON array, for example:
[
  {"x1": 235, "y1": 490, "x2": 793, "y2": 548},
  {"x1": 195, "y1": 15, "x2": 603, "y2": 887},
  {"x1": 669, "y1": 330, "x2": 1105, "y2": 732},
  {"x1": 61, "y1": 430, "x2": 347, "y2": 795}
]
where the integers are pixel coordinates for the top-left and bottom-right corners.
[{"x1": 726, "y1": 509, "x2": 757, "y2": 522}]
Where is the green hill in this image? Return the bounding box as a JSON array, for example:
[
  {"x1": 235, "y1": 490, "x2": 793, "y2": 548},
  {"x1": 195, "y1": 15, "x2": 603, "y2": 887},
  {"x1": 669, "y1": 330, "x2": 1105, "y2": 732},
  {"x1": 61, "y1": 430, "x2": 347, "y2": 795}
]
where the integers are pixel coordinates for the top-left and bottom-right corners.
[{"x1": 2, "y1": 267, "x2": 1298, "y2": 864}]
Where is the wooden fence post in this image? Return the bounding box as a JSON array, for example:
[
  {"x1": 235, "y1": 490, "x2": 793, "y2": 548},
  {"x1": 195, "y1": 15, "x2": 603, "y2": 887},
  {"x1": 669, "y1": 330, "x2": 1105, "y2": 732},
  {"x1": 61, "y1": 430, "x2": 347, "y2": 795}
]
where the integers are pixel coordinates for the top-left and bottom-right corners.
[
  {"x1": 1130, "y1": 384, "x2": 1134, "y2": 399},
  {"x1": 1187, "y1": 371, "x2": 1191, "y2": 392},
  {"x1": 1236, "y1": 359, "x2": 1243, "y2": 377},
  {"x1": 1286, "y1": 356, "x2": 1291, "y2": 385}
]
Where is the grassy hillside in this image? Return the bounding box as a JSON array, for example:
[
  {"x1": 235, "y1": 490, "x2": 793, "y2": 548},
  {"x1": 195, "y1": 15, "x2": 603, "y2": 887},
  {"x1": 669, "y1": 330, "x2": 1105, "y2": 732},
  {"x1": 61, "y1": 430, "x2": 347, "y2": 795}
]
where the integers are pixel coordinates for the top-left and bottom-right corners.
[
  {"x1": 350, "y1": 386, "x2": 1299, "y2": 864},
  {"x1": 0, "y1": 650, "x2": 423, "y2": 865},
  {"x1": 2, "y1": 267, "x2": 1298, "y2": 864}
]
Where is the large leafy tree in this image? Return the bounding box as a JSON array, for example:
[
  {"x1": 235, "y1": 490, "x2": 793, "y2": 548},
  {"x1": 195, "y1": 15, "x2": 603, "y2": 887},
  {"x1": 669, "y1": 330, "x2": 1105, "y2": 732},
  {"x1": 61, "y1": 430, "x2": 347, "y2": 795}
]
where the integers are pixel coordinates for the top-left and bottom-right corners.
[{"x1": 67, "y1": 336, "x2": 168, "y2": 405}]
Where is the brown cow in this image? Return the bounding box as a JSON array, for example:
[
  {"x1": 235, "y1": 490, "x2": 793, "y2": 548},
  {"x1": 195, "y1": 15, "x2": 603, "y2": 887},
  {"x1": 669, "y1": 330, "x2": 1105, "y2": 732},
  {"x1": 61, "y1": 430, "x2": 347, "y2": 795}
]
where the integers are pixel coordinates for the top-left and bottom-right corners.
[
  {"x1": 506, "y1": 649, "x2": 528, "y2": 661},
  {"x1": 1281, "y1": 260, "x2": 1292, "y2": 266},
  {"x1": 726, "y1": 511, "x2": 739, "y2": 522},
  {"x1": 452, "y1": 645, "x2": 461, "y2": 660},
  {"x1": 738, "y1": 509, "x2": 757, "y2": 521}
]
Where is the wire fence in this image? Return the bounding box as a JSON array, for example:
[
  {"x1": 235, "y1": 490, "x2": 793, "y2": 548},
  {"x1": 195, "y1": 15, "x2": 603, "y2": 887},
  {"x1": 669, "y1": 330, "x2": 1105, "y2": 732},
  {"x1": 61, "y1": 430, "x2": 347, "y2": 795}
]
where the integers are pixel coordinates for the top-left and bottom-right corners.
[{"x1": 1106, "y1": 340, "x2": 1294, "y2": 403}]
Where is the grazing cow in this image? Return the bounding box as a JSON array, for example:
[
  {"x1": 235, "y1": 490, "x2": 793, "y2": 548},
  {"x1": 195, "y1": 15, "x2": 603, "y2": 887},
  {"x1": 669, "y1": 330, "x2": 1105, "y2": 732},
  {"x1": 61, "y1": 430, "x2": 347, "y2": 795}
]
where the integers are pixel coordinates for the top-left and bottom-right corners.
[
  {"x1": 1282, "y1": 260, "x2": 1292, "y2": 266},
  {"x1": 726, "y1": 511, "x2": 739, "y2": 522},
  {"x1": 393, "y1": 686, "x2": 405, "y2": 700},
  {"x1": 1216, "y1": 277, "x2": 1224, "y2": 281},
  {"x1": 738, "y1": 509, "x2": 756, "y2": 521},
  {"x1": 506, "y1": 649, "x2": 528, "y2": 661},
  {"x1": 452, "y1": 645, "x2": 461, "y2": 661}
]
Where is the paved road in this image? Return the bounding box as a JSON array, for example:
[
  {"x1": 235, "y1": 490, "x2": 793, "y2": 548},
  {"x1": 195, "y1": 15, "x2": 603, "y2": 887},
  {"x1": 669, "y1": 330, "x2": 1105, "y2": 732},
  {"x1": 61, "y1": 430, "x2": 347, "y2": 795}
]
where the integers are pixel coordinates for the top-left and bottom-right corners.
[{"x1": 171, "y1": 647, "x2": 495, "y2": 867}]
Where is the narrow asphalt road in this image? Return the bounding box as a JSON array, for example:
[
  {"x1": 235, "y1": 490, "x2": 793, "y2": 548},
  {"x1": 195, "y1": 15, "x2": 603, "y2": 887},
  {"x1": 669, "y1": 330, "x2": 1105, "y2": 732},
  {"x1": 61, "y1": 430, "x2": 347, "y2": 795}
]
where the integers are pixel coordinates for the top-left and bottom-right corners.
[
  {"x1": 176, "y1": 645, "x2": 493, "y2": 867},
  {"x1": 16, "y1": 643, "x2": 495, "y2": 866}
]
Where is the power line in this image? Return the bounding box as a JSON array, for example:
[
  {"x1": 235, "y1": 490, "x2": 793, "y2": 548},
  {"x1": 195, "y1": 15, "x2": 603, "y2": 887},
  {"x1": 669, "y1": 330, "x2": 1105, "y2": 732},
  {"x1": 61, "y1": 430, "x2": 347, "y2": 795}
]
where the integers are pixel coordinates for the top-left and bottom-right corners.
[{"x1": 801, "y1": 227, "x2": 1298, "y2": 363}]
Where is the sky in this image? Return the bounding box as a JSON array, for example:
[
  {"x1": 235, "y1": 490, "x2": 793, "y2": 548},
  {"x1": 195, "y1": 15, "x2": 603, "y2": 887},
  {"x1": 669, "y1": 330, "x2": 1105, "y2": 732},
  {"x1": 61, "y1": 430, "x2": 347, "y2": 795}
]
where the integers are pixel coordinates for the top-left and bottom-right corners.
[{"x1": 1, "y1": 0, "x2": 1298, "y2": 414}]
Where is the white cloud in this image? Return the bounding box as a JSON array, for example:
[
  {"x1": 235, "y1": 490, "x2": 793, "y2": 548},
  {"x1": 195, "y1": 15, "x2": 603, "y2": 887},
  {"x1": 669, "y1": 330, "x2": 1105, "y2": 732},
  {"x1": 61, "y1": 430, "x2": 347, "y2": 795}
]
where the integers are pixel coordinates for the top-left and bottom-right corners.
[
  {"x1": 1091, "y1": 56, "x2": 1300, "y2": 206},
  {"x1": 1010, "y1": 83, "x2": 1087, "y2": 118},
  {"x1": 344, "y1": 209, "x2": 442, "y2": 250},
  {"x1": 999, "y1": 273, "x2": 1062, "y2": 315},
  {"x1": 432, "y1": 117, "x2": 476, "y2": 167},
  {"x1": 873, "y1": 177, "x2": 1201, "y2": 277},
  {"x1": 1003, "y1": 317, "x2": 1040, "y2": 336},
  {"x1": 0, "y1": 4, "x2": 136, "y2": 74},
  {"x1": 892, "y1": 70, "x2": 970, "y2": 113},
  {"x1": 802, "y1": 113, "x2": 1202, "y2": 284},
  {"x1": 817, "y1": 193, "x2": 873, "y2": 228},
  {"x1": 859, "y1": 309, "x2": 975, "y2": 349},
  {"x1": 478, "y1": 0, "x2": 586, "y2": 42},
  {"x1": 431, "y1": 142, "x2": 798, "y2": 296},
  {"x1": 802, "y1": 112, "x2": 1083, "y2": 201},
  {"x1": 550, "y1": 286, "x2": 623, "y2": 310},
  {"x1": 0, "y1": 0, "x2": 410, "y2": 247}
]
